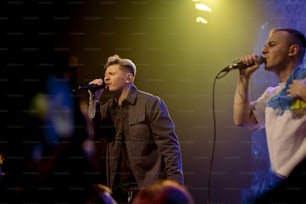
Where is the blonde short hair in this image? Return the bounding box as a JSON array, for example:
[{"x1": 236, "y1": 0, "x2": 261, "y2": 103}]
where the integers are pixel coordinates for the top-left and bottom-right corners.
[{"x1": 104, "y1": 54, "x2": 136, "y2": 76}]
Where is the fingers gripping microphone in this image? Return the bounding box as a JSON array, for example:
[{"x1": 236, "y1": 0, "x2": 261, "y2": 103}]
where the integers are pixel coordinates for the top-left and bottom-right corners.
[{"x1": 223, "y1": 55, "x2": 265, "y2": 72}]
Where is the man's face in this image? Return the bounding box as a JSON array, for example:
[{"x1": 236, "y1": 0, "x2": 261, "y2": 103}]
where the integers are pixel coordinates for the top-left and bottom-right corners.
[
  {"x1": 262, "y1": 31, "x2": 292, "y2": 72},
  {"x1": 104, "y1": 64, "x2": 129, "y2": 93}
]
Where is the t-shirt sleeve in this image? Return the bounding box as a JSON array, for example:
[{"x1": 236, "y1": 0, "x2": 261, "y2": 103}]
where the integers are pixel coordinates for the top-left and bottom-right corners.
[{"x1": 250, "y1": 86, "x2": 280, "y2": 131}]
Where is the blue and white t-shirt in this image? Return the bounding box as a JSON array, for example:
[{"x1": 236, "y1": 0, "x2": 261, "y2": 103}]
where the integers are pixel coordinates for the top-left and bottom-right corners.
[{"x1": 251, "y1": 67, "x2": 306, "y2": 177}]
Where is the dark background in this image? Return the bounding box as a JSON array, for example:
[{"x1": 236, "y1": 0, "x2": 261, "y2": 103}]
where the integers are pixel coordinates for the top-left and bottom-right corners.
[{"x1": 2, "y1": 0, "x2": 305, "y2": 203}]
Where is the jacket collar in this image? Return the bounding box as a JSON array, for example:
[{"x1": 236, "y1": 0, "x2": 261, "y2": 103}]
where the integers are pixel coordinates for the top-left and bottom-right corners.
[{"x1": 111, "y1": 85, "x2": 138, "y2": 107}]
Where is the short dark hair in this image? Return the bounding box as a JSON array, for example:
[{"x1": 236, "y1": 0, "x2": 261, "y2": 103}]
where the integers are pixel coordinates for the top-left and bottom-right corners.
[
  {"x1": 272, "y1": 28, "x2": 306, "y2": 63},
  {"x1": 104, "y1": 54, "x2": 136, "y2": 76}
]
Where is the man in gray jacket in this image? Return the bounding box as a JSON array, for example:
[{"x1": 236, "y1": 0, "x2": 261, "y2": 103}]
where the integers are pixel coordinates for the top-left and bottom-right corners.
[{"x1": 88, "y1": 54, "x2": 184, "y2": 203}]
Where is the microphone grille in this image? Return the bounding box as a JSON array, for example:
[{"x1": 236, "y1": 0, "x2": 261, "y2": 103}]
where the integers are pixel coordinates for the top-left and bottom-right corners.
[{"x1": 256, "y1": 55, "x2": 265, "y2": 64}]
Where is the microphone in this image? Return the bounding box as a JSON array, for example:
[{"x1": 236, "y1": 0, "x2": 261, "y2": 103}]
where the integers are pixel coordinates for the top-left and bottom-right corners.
[
  {"x1": 75, "y1": 83, "x2": 105, "y2": 91},
  {"x1": 222, "y1": 55, "x2": 265, "y2": 72}
]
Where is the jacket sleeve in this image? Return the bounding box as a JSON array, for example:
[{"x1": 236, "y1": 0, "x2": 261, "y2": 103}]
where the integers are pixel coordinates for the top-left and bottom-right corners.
[{"x1": 148, "y1": 96, "x2": 184, "y2": 185}]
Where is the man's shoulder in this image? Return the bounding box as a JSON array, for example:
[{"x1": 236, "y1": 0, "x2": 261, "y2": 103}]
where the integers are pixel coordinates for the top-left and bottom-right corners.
[
  {"x1": 137, "y1": 89, "x2": 159, "y2": 99},
  {"x1": 293, "y1": 67, "x2": 306, "y2": 79},
  {"x1": 135, "y1": 90, "x2": 164, "y2": 107}
]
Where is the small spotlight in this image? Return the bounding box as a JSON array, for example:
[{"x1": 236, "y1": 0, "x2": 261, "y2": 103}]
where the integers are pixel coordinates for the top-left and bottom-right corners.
[
  {"x1": 195, "y1": 3, "x2": 212, "y2": 12},
  {"x1": 196, "y1": 17, "x2": 208, "y2": 24}
]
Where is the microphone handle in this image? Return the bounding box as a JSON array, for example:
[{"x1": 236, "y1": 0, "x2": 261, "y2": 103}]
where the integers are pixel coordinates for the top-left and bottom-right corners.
[
  {"x1": 223, "y1": 55, "x2": 265, "y2": 72},
  {"x1": 79, "y1": 84, "x2": 105, "y2": 90},
  {"x1": 72, "y1": 84, "x2": 105, "y2": 92}
]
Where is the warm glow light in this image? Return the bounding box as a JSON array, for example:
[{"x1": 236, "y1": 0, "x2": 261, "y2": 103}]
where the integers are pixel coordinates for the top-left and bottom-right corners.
[
  {"x1": 196, "y1": 16, "x2": 208, "y2": 24},
  {"x1": 195, "y1": 3, "x2": 212, "y2": 12},
  {"x1": 192, "y1": 0, "x2": 213, "y2": 25}
]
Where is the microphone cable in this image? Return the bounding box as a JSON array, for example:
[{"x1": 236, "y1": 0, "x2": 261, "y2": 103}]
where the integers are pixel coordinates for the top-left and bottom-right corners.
[
  {"x1": 207, "y1": 67, "x2": 232, "y2": 204},
  {"x1": 207, "y1": 56, "x2": 264, "y2": 203}
]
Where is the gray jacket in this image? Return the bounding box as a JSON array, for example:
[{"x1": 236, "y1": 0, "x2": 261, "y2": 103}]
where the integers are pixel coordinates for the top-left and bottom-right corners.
[{"x1": 95, "y1": 85, "x2": 184, "y2": 189}]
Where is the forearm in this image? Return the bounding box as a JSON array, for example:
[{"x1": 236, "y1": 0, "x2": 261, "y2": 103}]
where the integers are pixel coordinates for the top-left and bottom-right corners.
[{"x1": 233, "y1": 76, "x2": 255, "y2": 126}]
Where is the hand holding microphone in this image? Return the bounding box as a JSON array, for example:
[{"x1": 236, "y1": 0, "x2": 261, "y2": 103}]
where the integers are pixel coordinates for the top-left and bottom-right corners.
[
  {"x1": 73, "y1": 78, "x2": 105, "y2": 102},
  {"x1": 78, "y1": 78, "x2": 105, "y2": 90},
  {"x1": 85, "y1": 78, "x2": 105, "y2": 100},
  {"x1": 222, "y1": 54, "x2": 265, "y2": 72},
  {"x1": 77, "y1": 84, "x2": 105, "y2": 91},
  {"x1": 237, "y1": 54, "x2": 265, "y2": 78},
  {"x1": 73, "y1": 78, "x2": 105, "y2": 94},
  {"x1": 86, "y1": 79, "x2": 104, "y2": 119},
  {"x1": 217, "y1": 54, "x2": 265, "y2": 79}
]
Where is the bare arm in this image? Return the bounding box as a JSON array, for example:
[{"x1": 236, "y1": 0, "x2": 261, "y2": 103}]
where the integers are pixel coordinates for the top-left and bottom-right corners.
[
  {"x1": 233, "y1": 54, "x2": 261, "y2": 127},
  {"x1": 233, "y1": 75, "x2": 257, "y2": 126}
]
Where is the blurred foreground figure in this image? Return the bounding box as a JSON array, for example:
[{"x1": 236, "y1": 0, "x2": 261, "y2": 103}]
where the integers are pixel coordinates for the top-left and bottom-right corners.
[
  {"x1": 132, "y1": 180, "x2": 194, "y2": 204},
  {"x1": 0, "y1": 54, "x2": 102, "y2": 203},
  {"x1": 86, "y1": 184, "x2": 118, "y2": 204}
]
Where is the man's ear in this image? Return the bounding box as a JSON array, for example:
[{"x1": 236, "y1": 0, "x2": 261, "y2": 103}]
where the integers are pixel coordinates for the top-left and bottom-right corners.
[
  {"x1": 288, "y1": 44, "x2": 299, "y2": 57},
  {"x1": 126, "y1": 73, "x2": 133, "y2": 82}
]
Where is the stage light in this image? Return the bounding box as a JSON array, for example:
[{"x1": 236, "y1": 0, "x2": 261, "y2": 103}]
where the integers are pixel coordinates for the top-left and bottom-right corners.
[
  {"x1": 195, "y1": 3, "x2": 212, "y2": 12},
  {"x1": 196, "y1": 16, "x2": 208, "y2": 24},
  {"x1": 192, "y1": 0, "x2": 212, "y2": 25}
]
